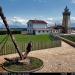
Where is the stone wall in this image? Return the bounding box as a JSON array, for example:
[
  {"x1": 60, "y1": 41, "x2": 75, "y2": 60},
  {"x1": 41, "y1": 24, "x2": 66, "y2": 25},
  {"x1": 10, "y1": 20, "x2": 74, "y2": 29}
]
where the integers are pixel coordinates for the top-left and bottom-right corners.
[{"x1": 57, "y1": 36, "x2": 75, "y2": 47}]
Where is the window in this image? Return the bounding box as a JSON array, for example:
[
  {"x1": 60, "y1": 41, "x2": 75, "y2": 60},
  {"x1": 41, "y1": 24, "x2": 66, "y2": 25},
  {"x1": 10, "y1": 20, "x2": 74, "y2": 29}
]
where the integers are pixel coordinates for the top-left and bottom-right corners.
[
  {"x1": 30, "y1": 24, "x2": 31, "y2": 27},
  {"x1": 28, "y1": 24, "x2": 29, "y2": 27},
  {"x1": 29, "y1": 24, "x2": 30, "y2": 27},
  {"x1": 28, "y1": 24, "x2": 31, "y2": 27},
  {"x1": 47, "y1": 31, "x2": 48, "y2": 33},
  {"x1": 43, "y1": 31, "x2": 44, "y2": 32},
  {"x1": 28, "y1": 30, "x2": 29, "y2": 32},
  {"x1": 38, "y1": 31, "x2": 40, "y2": 33}
]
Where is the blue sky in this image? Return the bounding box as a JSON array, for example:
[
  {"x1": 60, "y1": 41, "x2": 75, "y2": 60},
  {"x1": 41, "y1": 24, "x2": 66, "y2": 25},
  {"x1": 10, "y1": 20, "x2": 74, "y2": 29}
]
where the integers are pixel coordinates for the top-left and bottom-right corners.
[{"x1": 0, "y1": 0, "x2": 75, "y2": 26}]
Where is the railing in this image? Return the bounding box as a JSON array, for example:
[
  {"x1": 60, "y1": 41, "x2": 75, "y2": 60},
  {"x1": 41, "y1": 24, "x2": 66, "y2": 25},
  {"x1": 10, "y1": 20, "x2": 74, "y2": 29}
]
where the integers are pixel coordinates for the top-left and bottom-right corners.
[
  {"x1": 58, "y1": 35, "x2": 75, "y2": 47},
  {"x1": 0, "y1": 40, "x2": 61, "y2": 55}
]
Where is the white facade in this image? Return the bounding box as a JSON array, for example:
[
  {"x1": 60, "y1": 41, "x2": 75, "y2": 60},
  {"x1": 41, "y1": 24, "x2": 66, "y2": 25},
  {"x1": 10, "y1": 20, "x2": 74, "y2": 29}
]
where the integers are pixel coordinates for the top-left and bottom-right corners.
[
  {"x1": 50, "y1": 29, "x2": 62, "y2": 33},
  {"x1": 27, "y1": 20, "x2": 50, "y2": 35},
  {"x1": 47, "y1": 26, "x2": 63, "y2": 34},
  {"x1": 33, "y1": 24, "x2": 47, "y2": 29},
  {"x1": 35, "y1": 31, "x2": 50, "y2": 35}
]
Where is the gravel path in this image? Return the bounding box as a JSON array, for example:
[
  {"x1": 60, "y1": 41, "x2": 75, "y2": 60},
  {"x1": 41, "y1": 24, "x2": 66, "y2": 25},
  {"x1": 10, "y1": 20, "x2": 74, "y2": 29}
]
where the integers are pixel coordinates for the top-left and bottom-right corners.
[{"x1": 0, "y1": 41, "x2": 75, "y2": 72}]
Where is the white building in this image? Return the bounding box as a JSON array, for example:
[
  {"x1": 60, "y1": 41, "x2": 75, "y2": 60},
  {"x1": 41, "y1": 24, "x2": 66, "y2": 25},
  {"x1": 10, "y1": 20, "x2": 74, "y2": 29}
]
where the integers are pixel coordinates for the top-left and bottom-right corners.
[
  {"x1": 27, "y1": 20, "x2": 50, "y2": 35},
  {"x1": 48, "y1": 25, "x2": 62, "y2": 34}
]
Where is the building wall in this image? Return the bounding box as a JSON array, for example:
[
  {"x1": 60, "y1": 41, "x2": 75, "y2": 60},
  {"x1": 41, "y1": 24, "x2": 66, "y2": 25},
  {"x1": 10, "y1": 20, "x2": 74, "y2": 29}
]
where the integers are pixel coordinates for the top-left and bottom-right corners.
[
  {"x1": 49, "y1": 28, "x2": 62, "y2": 34},
  {"x1": 62, "y1": 15, "x2": 71, "y2": 33},
  {"x1": 62, "y1": 15, "x2": 70, "y2": 28},
  {"x1": 27, "y1": 22, "x2": 33, "y2": 34},
  {"x1": 35, "y1": 30, "x2": 50, "y2": 35},
  {"x1": 27, "y1": 29, "x2": 33, "y2": 34},
  {"x1": 33, "y1": 24, "x2": 47, "y2": 29},
  {"x1": 27, "y1": 22, "x2": 48, "y2": 34},
  {"x1": 21, "y1": 31, "x2": 27, "y2": 34},
  {"x1": 62, "y1": 8, "x2": 71, "y2": 33}
]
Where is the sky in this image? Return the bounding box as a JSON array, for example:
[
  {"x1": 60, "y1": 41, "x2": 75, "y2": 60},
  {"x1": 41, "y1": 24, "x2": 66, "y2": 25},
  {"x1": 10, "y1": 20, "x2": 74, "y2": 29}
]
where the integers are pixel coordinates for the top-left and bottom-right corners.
[{"x1": 0, "y1": 0, "x2": 75, "y2": 27}]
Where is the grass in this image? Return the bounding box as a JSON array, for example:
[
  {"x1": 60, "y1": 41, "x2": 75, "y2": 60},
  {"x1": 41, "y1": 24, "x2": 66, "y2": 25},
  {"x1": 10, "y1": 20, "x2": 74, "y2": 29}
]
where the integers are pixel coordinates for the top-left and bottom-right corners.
[
  {"x1": 3, "y1": 57, "x2": 43, "y2": 72},
  {"x1": 0, "y1": 34, "x2": 61, "y2": 55},
  {"x1": 61, "y1": 35, "x2": 75, "y2": 42},
  {"x1": 14, "y1": 34, "x2": 53, "y2": 42},
  {"x1": 0, "y1": 34, "x2": 56, "y2": 55},
  {"x1": 0, "y1": 34, "x2": 53, "y2": 43}
]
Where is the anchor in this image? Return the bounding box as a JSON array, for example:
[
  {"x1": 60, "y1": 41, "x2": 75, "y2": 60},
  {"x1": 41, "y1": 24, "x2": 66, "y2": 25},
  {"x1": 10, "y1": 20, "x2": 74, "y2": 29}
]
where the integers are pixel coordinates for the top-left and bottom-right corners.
[{"x1": 0, "y1": 6, "x2": 25, "y2": 62}]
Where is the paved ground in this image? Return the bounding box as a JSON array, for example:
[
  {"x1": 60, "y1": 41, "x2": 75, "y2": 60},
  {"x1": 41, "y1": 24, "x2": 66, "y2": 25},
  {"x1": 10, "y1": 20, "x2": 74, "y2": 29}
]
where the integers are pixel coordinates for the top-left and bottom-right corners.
[{"x1": 0, "y1": 41, "x2": 75, "y2": 72}]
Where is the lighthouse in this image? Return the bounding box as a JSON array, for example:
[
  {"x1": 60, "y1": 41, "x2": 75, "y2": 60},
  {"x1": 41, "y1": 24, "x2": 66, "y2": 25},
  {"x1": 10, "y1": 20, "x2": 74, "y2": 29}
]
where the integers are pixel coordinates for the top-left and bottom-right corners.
[{"x1": 62, "y1": 6, "x2": 71, "y2": 33}]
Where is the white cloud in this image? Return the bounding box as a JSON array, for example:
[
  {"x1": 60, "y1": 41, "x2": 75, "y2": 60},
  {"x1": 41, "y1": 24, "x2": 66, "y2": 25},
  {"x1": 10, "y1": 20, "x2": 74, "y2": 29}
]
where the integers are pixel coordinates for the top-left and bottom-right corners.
[
  {"x1": 71, "y1": 17, "x2": 75, "y2": 20},
  {"x1": 0, "y1": 18, "x2": 13, "y2": 25},
  {"x1": 0, "y1": 18, "x2": 3, "y2": 24},
  {"x1": 0, "y1": 16, "x2": 62, "y2": 27},
  {"x1": 0, "y1": 16, "x2": 29, "y2": 27},
  {"x1": 10, "y1": 17, "x2": 29, "y2": 25},
  {"x1": 47, "y1": 18, "x2": 54, "y2": 21},
  {"x1": 32, "y1": 16, "x2": 55, "y2": 24},
  {"x1": 71, "y1": 0, "x2": 75, "y2": 3},
  {"x1": 71, "y1": 17, "x2": 75, "y2": 23}
]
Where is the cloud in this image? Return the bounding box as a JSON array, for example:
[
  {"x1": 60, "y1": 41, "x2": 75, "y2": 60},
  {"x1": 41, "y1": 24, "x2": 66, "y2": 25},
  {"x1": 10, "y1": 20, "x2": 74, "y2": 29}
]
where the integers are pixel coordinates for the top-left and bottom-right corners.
[
  {"x1": 47, "y1": 18, "x2": 54, "y2": 21},
  {"x1": 0, "y1": 16, "x2": 29, "y2": 27},
  {"x1": 0, "y1": 18, "x2": 3, "y2": 24},
  {"x1": 32, "y1": 16, "x2": 55, "y2": 24},
  {"x1": 0, "y1": 16, "x2": 61, "y2": 27},
  {"x1": 71, "y1": 17, "x2": 75, "y2": 20},
  {"x1": 46, "y1": 17, "x2": 55, "y2": 25},
  {"x1": 32, "y1": 16, "x2": 55, "y2": 26},
  {"x1": 11, "y1": 16, "x2": 56, "y2": 27},
  {"x1": 71, "y1": 17, "x2": 75, "y2": 23},
  {"x1": 71, "y1": 0, "x2": 75, "y2": 3},
  {"x1": 11, "y1": 17, "x2": 28, "y2": 25},
  {"x1": 0, "y1": 18, "x2": 13, "y2": 25}
]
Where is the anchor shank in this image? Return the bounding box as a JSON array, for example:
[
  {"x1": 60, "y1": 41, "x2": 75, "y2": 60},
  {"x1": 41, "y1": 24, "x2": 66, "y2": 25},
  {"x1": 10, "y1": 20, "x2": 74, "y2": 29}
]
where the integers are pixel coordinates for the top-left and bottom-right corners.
[{"x1": 0, "y1": 6, "x2": 22, "y2": 59}]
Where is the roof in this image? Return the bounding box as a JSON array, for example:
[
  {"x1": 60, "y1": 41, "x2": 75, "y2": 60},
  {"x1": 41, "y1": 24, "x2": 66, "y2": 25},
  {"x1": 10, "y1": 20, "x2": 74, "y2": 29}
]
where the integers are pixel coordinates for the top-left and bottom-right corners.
[
  {"x1": 48, "y1": 25, "x2": 63, "y2": 29},
  {"x1": 54, "y1": 25, "x2": 62, "y2": 29},
  {"x1": 28, "y1": 20, "x2": 47, "y2": 24}
]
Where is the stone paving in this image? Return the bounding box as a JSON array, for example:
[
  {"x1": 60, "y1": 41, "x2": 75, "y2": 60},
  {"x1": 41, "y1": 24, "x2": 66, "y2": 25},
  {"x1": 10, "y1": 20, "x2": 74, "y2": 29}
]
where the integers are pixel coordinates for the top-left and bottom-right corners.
[{"x1": 0, "y1": 41, "x2": 75, "y2": 72}]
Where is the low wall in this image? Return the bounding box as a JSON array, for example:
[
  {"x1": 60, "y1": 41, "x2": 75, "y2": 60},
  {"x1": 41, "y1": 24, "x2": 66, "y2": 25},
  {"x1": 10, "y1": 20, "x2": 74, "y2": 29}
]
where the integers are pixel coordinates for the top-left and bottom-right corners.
[{"x1": 57, "y1": 36, "x2": 75, "y2": 47}]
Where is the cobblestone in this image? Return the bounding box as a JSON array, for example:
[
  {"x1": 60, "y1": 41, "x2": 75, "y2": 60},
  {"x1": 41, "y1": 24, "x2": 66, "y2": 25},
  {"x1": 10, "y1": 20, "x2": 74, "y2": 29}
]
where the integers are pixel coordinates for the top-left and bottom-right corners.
[{"x1": 0, "y1": 41, "x2": 75, "y2": 72}]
